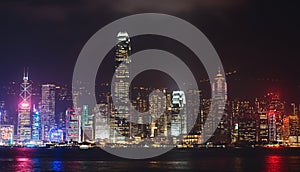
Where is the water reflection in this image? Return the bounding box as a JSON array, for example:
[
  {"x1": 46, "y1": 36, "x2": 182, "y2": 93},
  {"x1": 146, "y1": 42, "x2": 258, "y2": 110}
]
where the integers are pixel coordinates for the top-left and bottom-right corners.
[
  {"x1": 15, "y1": 157, "x2": 33, "y2": 172},
  {"x1": 265, "y1": 155, "x2": 284, "y2": 172},
  {"x1": 52, "y1": 160, "x2": 63, "y2": 171},
  {"x1": 148, "y1": 161, "x2": 190, "y2": 170}
]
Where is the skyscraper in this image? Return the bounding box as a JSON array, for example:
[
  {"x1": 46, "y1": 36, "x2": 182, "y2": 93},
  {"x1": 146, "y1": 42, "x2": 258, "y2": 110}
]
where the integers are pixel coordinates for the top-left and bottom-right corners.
[
  {"x1": 113, "y1": 31, "x2": 131, "y2": 139},
  {"x1": 149, "y1": 89, "x2": 167, "y2": 137},
  {"x1": 66, "y1": 108, "x2": 80, "y2": 142},
  {"x1": 41, "y1": 84, "x2": 56, "y2": 141},
  {"x1": 17, "y1": 69, "x2": 32, "y2": 141},
  {"x1": 171, "y1": 91, "x2": 187, "y2": 137},
  {"x1": 31, "y1": 105, "x2": 40, "y2": 141},
  {"x1": 205, "y1": 69, "x2": 229, "y2": 143}
]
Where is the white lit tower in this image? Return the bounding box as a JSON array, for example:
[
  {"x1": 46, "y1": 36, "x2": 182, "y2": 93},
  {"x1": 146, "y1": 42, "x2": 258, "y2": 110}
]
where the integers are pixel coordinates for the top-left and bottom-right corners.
[
  {"x1": 17, "y1": 68, "x2": 32, "y2": 142},
  {"x1": 171, "y1": 91, "x2": 187, "y2": 137},
  {"x1": 112, "y1": 32, "x2": 131, "y2": 139}
]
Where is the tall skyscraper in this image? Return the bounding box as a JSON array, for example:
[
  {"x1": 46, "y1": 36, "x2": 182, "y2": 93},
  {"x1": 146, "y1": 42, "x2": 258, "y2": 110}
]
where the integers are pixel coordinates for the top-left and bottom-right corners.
[
  {"x1": 41, "y1": 84, "x2": 56, "y2": 141},
  {"x1": 113, "y1": 31, "x2": 131, "y2": 139},
  {"x1": 31, "y1": 105, "x2": 40, "y2": 141},
  {"x1": 205, "y1": 69, "x2": 229, "y2": 143},
  {"x1": 256, "y1": 98, "x2": 269, "y2": 143},
  {"x1": 267, "y1": 93, "x2": 284, "y2": 141},
  {"x1": 17, "y1": 69, "x2": 32, "y2": 141}
]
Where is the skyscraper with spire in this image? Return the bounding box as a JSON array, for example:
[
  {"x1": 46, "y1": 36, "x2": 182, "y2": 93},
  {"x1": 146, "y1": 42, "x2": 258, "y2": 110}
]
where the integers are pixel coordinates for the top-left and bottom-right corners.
[
  {"x1": 17, "y1": 68, "x2": 32, "y2": 141},
  {"x1": 204, "y1": 68, "x2": 229, "y2": 143},
  {"x1": 112, "y1": 32, "x2": 131, "y2": 141}
]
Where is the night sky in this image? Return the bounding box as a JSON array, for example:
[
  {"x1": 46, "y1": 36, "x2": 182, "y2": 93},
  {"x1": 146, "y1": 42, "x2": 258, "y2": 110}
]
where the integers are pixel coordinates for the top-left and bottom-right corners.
[{"x1": 0, "y1": 0, "x2": 299, "y2": 101}]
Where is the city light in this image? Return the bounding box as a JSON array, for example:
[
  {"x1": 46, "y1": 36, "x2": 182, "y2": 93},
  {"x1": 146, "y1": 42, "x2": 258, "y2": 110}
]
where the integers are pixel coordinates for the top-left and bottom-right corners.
[{"x1": 21, "y1": 102, "x2": 29, "y2": 108}]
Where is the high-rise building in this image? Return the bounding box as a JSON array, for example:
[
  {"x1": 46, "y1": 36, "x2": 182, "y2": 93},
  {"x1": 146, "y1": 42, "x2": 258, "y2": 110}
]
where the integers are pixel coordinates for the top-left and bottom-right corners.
[
  {"x1": 17, "y1": 69, "x2": 32, "y2": 141},
  {"x1": 94, "y1": 104, "x2": 109, "y2": 140},
  {"x1": 0, "y1": 125, "x2": 14, "y2": 145},
  {"x1": 66, "y1": 108, "x2": 80, "y2": 142},
  {"x1": 81, "y1": 105, "x2": 94, "y2": 141},
  {"x1": 255, "y1": 98, "x2": 269, "y2": 143},
  {"x1": 113, "y1": 31, "x2": 131, "y2": 139},
  {"x1": 185, "y1": 89, "x2": 201, "y2": 134},
  {"x1": 171, "y1": 91, "x2": 187, "y2": 137},
  {"x1": 31, "y1": 105, "x2": 40, "y2": 141},
  {"x1": 149, "y1": 89, "x2": 167, "y2": 137},
  {"x1": 268, "y1": 93, "x2": 285, "y2": 141},
  {"x1": 283, "y1": 115, "x2": 299, "y2": 143},
  {"x1": 230, "y1": 101, "x2": 256, "y2": 143},
  {"x1": 205, "y1": 69, "x2": 229, "y2": 143},
  {"x1": 0, "y1": 101, "x2": 9, "y2": 125},
  {"x1": 41, "y1": 84, "x2": 56, "y2": 141}
]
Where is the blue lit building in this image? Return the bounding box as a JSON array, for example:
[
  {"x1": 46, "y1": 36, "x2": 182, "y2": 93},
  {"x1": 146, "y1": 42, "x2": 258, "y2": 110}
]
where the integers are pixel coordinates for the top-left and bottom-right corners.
[{"x1": 32, "y1": 105, "x2": 40, "y2": 141}]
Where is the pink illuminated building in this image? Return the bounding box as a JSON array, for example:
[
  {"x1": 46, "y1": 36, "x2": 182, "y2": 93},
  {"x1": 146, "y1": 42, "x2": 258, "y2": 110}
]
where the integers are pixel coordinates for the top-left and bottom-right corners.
[{"x1": 17, "y1": 69, "x2": 32, "y2": 141}]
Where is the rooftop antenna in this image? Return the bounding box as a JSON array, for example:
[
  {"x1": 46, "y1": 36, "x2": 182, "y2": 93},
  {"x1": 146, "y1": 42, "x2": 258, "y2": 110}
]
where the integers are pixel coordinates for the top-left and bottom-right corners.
[{"x1": 23, "y1": 67, "x2": 29, "y2": 82}]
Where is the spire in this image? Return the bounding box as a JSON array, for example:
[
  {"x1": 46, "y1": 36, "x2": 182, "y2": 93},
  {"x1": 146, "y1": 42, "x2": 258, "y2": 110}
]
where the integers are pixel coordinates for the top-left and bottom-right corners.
[
  {"x1": 216, "y1": 67, "x2": 223, "y2": 77},
  {"x1": 23, "y1": 67, "x2": 29, "y2": 81},
  {"x1": 23, "y1": 68, "x2": 25, "y2": 80}
]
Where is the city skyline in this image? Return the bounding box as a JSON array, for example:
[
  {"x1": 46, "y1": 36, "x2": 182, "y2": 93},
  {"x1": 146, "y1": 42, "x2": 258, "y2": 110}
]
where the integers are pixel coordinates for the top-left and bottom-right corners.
[
  {"x1": 0, "y1": 1, "x2": 299, "y2": 103},
  {"x1": 1, "y1": 64, "x2": 300, "y2": 145}
]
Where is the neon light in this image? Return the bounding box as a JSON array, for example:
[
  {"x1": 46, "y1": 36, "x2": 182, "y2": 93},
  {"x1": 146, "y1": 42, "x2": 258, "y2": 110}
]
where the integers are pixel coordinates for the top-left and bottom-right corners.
[{"x1": 21, "y1": 102, "x2": 29, "y2": 108}]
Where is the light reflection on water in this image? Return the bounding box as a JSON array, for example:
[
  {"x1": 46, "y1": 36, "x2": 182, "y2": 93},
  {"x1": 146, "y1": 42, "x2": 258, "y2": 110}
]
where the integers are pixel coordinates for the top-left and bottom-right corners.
[
  {"x1": 265, "y1": 155, "x2": 284, "y2": 172},
  {"x1": 52, "y1": 160, "x2": 63, "y2": 171},
  {"x1": 1, "y1": 149, "x2": 300, "y2": 171}
]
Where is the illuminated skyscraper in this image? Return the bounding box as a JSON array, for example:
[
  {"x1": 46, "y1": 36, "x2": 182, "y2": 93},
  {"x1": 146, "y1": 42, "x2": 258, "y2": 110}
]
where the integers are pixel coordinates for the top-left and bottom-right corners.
[
  {"x1": 149, "y1": 89, "x2": 167, "y2": 137},
  {"x1": 256, "y1": 98, "x2": 269, "y2": 142},
  {"x1": 267, "y1": 93, "x2": 284, "y2": 141},
  {"x1": 205, "y1": 69, "x2": 229, "y2": 143},
  {"x1": 113, "y1": 31, "x2": 131, "y2": 138},
  {"x1": 283, "y1": 115, "x2": 299, "y2": 143},
  {"x1": 41, "y1": 84, "x2": 56, "y2": 141},
  {"x1": 185, "y1": 89, "x2": 201, "y2": 134},
  {"x1": 17, "y1": 69, "x2": 32, "y2": 141},
  {"x1": 81, "y1": 105, "x2": 94, "y2": 141},
  {"x1": 268, "y1": 110, "x2": 277, "y2": 142},
  {"x1": 66, "y1": 108, "x2": 80, "y2": 142},
  {"x1": 32, "y1": 105, "x2": 40, "y2": 141},
  {"x1": 171, "y1": 91, "x2": 187, "y2": 137}
]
